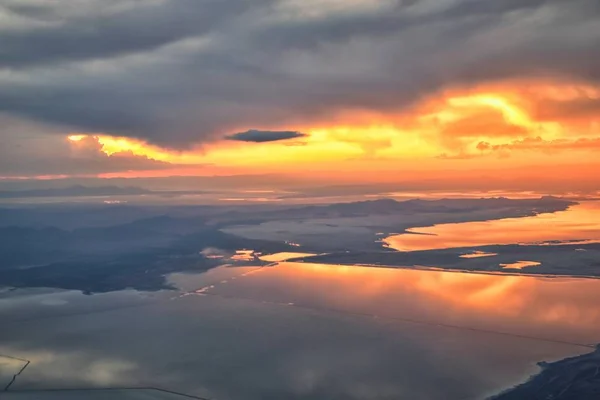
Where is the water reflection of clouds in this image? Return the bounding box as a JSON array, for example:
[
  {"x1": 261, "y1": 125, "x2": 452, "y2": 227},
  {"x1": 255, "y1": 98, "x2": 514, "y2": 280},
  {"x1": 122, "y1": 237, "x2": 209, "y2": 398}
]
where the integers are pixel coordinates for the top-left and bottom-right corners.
[
  {"x1": 1, "y1": 268, "x2": 597, "y2": 399},
  {"x1": 205, "y1": 262, "x2": 600, "y2": 345},
  {"x1": 500, "y1": 261, "x2": 541, "y2": 270},
  {"x1": 259, "y1": 252, "x2": 317, "y2": 262},
  {"x1": 385, "y1": 202, "x2": 600, "y2": 251},
  {"x1": 460, "y1": 251, "x2": 499, "y2": 259},
  {"x1": 1, "y1": 355, "x2": 28, "y2": 389},
  {"x1": 3, "y1": 261, "x2": 600, "y2": 399},
  {"x1": 230, "y1": 249, "x2": 256, "y2": 261},
  {"x1": 0, "y1": 346, "x2": 137, "y2": 389},
  {"x1": 1, "y1": 291, "x2": 588, "y2": 400}
]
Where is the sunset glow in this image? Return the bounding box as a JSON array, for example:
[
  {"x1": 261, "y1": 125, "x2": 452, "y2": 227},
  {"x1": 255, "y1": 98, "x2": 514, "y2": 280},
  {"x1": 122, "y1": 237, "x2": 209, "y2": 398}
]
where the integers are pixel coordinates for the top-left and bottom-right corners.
[
  {"x1": 385, "y1": 202, "x2": 600, "y2": 252},
  {"x1": 228, "y1": 261, "x2": 600, "y2": 339},
  {"x1": 58, "y1": 80, "x2": 600, "y2": 186},
  {"x1": 1, "y1": 0, "x2": 598, "y2": 193},
  {"x1": 3, "y1": 3, "x2": 600, "y2": 398}
]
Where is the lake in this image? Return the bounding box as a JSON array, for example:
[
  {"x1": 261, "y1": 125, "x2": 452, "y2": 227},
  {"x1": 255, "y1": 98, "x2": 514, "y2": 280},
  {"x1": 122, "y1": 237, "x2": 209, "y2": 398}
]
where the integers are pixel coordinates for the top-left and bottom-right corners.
[
  {"x1": 2, "y1": 261, "x2": 599, "y2": 399},
  {"x1": 384, "y1": 201, "x2": 600, "y2": 251}
]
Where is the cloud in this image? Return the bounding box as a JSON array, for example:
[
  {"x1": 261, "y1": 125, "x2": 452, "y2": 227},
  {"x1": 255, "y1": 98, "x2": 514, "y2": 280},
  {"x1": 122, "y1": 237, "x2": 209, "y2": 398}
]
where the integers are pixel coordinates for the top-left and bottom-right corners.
[
  {"x1": 478, "y1": 137, "x2": 600, "y2": 153},
  {"x1": 0, "y1": 0, "x2": 598, "y2": 149},
  {"x1": 436, "y1": 136, "x2": 600, "y2": 160},
  {"x1": 225, "y1": 129, "x2": 308, "y2": 143},
  {"x1": 0, "y1": 115, "x2": 196, "y2": 177},
  {"x1": 533, "y1": 97, "x2": 600, "y2": 122},
  {"x1": 0, "y1": 0, "x2": 258, "y2": 68},
  {"x1": 436, "y1": 152, "x2": 481, "y2": 160},
  {"x1": 437, "y1": 109, "x2": 530, "y2": 151}
]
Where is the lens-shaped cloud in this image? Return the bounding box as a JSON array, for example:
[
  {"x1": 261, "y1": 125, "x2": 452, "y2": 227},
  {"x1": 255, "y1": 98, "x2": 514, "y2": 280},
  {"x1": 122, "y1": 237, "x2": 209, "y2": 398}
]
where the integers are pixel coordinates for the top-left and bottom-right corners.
[{"x1": 225, "y1": 130, "x2": 308, "y2": 143}]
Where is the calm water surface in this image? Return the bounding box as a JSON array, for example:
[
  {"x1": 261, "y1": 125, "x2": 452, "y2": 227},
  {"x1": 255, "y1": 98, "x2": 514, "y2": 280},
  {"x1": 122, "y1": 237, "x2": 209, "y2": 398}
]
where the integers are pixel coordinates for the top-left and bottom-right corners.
[
  {"x1": 1, "y1": 263, "x2": 599, "y2": 399},
  {"x1": 384, "y1": 201, "x2": 600, "y2": 251}
]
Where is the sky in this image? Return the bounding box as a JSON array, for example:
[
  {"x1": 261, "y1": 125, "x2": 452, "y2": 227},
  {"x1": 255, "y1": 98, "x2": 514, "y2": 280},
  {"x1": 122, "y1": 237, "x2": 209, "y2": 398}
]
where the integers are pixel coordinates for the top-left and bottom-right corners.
[{"x1": 1, "y1": 0, "x2": 599, "y2": 192}]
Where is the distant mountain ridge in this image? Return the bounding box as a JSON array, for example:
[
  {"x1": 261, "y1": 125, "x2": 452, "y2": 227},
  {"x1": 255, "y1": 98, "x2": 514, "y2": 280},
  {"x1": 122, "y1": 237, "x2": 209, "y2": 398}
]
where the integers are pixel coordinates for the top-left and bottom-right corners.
[
  {"x1": 0, "y1": 196, "x2": 578, "y2": 293},
  {"x1": 0, "y1": 185, "x2": 151, "y2": 198},
  {"x1": 0, "y1": 185, "x2": 207, "y2": 198},
  {"x1": 218, "y1": 196, "x2": 576, "y2": 221}
]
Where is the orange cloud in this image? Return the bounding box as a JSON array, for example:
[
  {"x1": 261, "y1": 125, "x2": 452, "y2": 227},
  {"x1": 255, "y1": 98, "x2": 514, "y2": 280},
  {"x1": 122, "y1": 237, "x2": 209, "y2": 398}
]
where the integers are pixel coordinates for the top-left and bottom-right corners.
[
  {"x1": 68, "y1": 134, "x2": 205, "y2": 164},
  {"x1": 477, "y1": 137, "x2": 600, "y2": 154},
  {"x1": 437, "y1": 109, "x2": 529, "y2": 152},
  {"x1": 55, "y1": 79, "x2": 600, "y2": 188}
]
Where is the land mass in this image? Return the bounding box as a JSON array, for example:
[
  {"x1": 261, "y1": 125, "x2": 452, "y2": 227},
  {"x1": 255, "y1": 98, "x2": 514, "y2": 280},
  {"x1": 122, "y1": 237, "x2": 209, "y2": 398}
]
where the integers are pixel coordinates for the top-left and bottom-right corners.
[
  {"x1": 0, "y1": 197, "x2": 580, "y2": 293},
  {"x1": 491, "y1": 345, "x2": 600, "y2": 399},
  {"x1": 296, "y1": 242, "x2": 600, "y2": 279}
]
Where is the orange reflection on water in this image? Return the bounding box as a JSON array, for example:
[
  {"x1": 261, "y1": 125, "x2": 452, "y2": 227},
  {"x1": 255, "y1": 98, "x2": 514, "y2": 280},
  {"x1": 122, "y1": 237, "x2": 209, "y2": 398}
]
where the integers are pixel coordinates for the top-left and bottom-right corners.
[
  {"x1": 384, "y1": 202, "x2": 600, "y2": 251},
  {"x1": 258, "y1": 252, "x2": 318, "y2": 262},
  {"x1": 230, "y1": 250, "x2": 255, "y2": 261},
  {"x1": 460, "y1": 251, "x2": 499, "y2": 259},
  {"x1": 211, "y1": 262, "x2": 600, "y2": 345},
  {"x1": 500, "y1": 261, "x2": 541, "y2": 270},
  {"x1": 268, "y1": 263, "x2": 531, "y2": 316}
]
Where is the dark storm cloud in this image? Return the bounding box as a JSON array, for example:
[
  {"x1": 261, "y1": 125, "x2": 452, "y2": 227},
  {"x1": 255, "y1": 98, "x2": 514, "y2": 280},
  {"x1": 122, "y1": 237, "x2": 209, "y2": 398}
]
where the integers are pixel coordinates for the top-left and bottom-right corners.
[
  {"x1": 0, "y1": 0, "x2": 599, "y2": 148},
  {"x1": 225, "y1": 129, "x2": 307, "y2": 142},
  {"x1": 0, "y1": 0, "x2": 271, "y2": 67},
  {"x1": 0, "y1": 115, "x2": 190, "y2": 176}
]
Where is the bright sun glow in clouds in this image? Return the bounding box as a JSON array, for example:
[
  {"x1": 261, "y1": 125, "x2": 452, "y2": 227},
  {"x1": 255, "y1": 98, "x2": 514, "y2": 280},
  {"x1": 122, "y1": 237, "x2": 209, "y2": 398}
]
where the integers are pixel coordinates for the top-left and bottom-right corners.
[{"x1": 64, "y1": 80, "x2": 600, "y2": 181}]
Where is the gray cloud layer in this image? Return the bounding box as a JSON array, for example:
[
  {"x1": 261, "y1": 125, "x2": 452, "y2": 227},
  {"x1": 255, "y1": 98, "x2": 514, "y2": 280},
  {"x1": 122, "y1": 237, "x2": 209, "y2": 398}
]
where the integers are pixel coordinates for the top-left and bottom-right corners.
[
  {"x1": 226, "y1": 129, "x2": 307, "y2": 142},
  {"x1": 0, "y1": 115, "x2": 183, "y2": 176},
  {"x1": 1, "y1": 0, "x2": 599, "y2": 148}
]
